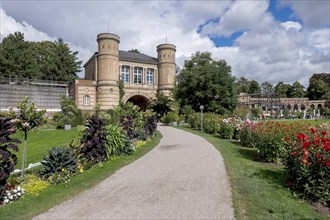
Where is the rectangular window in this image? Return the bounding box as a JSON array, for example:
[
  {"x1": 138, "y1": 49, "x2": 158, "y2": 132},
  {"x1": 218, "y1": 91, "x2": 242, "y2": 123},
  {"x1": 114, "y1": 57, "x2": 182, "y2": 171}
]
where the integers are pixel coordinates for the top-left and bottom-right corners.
[
  {"x1": 120, "y1": 66, "x2": 130, "y2": 83},
  {"x1": 133, "y1": 67, "x2": 142, "y2": 84},
  {"x1": 146, "y1": 69, "x2": 154, "y2": 85}
]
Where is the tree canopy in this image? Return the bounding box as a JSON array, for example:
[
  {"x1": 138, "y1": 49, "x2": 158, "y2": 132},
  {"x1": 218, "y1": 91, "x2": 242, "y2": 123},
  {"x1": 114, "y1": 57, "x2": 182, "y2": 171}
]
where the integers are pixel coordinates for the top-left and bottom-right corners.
[
  {"x1": 175, "y1": 51, "x2": 237, "y2": 114},
  {"x1": 307, "y1": 78, "x2": 330, "y2": 100},
  {"x1": 0, "y1": 32, "x2": 82, "y2": 82}
]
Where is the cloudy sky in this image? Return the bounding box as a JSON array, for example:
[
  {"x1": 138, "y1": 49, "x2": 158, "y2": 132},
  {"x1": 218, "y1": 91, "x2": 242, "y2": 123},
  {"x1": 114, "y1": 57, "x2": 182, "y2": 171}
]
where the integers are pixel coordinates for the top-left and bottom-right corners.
[{"x1": 1, "y1": 0, "x2": 329, "y2": 86}]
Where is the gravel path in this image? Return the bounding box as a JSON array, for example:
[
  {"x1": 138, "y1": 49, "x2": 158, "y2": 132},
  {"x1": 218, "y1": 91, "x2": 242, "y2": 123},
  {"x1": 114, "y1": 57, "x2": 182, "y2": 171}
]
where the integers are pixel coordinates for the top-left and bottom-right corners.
[{"x1": 34, "y1": 126, "x2": 234, "y2": 219}]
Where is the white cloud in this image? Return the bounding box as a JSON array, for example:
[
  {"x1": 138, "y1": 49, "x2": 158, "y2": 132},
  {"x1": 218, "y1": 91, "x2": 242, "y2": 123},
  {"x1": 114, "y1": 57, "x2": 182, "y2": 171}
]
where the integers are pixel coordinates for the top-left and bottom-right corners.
[
  {"x1": 201, "y1": 1, "x2": 274, "y2": 37},
  {"x1": 280, "y1": 21, "x2": 302, "y2": 31},
  {"x1": 279, "y1": 0, "x2": 330, "y2": 28}
]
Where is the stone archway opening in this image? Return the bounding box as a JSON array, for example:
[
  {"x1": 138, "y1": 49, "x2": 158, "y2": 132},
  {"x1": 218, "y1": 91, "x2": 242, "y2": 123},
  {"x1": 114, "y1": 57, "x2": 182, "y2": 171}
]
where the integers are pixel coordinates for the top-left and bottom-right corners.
[{"x1": 127, "y1": 95, "x2": 149, "y2": 111}]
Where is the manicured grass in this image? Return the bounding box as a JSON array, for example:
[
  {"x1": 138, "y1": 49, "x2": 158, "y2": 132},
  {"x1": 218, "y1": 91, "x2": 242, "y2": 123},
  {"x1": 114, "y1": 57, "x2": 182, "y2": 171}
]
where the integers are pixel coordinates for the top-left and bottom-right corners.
[
  {"x1": 276, "y1": 118, "x2": 330, "y2": 125},
  {"x1": 12, "y1": 128, "x2": 77, "y2": 169},
  {"x1": 177, "y1": 126, "x2": 328, "y2": 220},
  {"x1": 0, "y1": 131, "x2": 162, "y2": 220}
]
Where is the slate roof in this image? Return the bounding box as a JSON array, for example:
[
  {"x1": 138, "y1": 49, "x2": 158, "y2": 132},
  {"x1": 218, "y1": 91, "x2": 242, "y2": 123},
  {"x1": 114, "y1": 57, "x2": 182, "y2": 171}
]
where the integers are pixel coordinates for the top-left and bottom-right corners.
[{"x1": 119, "y1": 50, "x2": 158, "y2": 65}]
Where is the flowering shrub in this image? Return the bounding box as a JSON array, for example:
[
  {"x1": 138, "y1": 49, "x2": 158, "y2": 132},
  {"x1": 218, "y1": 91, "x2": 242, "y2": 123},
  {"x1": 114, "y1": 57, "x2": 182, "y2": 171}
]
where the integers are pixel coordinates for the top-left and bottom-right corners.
[
  {"x1": 285, "y1": 128, "x2": 330, "y2": 207},
  {"x1": 203, "y1": 113, "x2": 221, "y2": 134},
  {"x1": 238, "y1": 119, "x2": 258, "y2": 148},
  {"x1": 218, "y1": 117, "x2": 243, "y2": 139},
  {"x1": 0, "y1": 183, "x2": 24, "y2": 205},
  {"x1": 240, "y1": 121, "x2": 311, "y2": 163}
]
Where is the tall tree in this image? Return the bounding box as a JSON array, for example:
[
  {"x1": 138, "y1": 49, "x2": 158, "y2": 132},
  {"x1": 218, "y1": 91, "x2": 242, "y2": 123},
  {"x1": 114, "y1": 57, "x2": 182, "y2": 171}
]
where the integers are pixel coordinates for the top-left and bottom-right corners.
[
  {"x1": 310, "y1": 73, "x2": 330, "y2": 86},
  {"x1": 236, "y1": 77, "x2": 250, "y2": 94},
  {"x1": 0, "y1": 32, "x2": 82, "y2": 81},
  {"x1": 275, "y1": 81, "x2": 291, "y2": 98},
  {"x1": 289, "y1": 81, "x2": 305, "y2": 98},
  {"x1": 49, "y1": 38, "x2": 82, "y2": 81},
  {"x1": 248, "y1": 80, "x2": 261, "y2": 94},
  {"x1": 175, "y1": 52, "x2": 237, "y2": 114},
  {"x1": 0, "y1": 32, "x2": 38, "y2": 78},
  {"x1": 307, "y1": 79, "x2": 330, "y2": 100},
  {"x1": 261, "y1": 81, "x2": 274, "y2": 95}
]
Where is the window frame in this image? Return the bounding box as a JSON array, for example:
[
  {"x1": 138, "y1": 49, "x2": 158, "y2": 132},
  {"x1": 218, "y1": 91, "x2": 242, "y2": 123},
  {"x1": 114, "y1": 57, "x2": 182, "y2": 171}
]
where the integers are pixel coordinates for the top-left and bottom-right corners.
[
  {"x1": 146, "y1": 68, "x2": 154, "y2": 85},
  {"x1": 83, "y1": 95, "x2": 90, "y2": 106},
  {"x1": 120, "y1": 65, "x2": 130, "y2": 83},
  {"x1": 133, "y1": 67, "x2": 143, "y2": 84}
]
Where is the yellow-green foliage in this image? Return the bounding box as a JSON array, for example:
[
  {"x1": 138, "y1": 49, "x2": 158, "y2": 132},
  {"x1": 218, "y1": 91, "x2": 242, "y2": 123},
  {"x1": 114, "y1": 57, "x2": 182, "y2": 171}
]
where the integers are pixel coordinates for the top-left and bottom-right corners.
[
  {"x1": 135, "y1": 140, "x2": 147, "y2": 149},
  {"x1": 20, "y1": 174, "x2": 50, "y2": 196}
]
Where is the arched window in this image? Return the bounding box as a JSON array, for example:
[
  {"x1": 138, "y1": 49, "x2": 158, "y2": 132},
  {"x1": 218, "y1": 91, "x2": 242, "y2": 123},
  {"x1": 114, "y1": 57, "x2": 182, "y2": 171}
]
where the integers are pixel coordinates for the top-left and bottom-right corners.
[
  {"x1": 121, "y1": 66, "x2": 130, "y2": 83},
  {"x1": 83, "y1": 95, "x2": 90, "y2": 106},
  {"x1": 146, "y1": 69, "x2": 154, "y2": 85},
  {"x1": 133, "y1": 67, "x2": 142, "y2": 84},
  {"x1": 294, "y1": 104, "x2": 298, "y2": 111}
]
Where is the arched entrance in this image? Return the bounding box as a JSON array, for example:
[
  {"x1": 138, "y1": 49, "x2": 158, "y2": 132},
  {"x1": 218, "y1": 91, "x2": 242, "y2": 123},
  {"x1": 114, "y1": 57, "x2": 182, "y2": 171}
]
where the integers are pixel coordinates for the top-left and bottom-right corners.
[{"x1": 127, "y1": 95, "x2": 149, "y2": 111}]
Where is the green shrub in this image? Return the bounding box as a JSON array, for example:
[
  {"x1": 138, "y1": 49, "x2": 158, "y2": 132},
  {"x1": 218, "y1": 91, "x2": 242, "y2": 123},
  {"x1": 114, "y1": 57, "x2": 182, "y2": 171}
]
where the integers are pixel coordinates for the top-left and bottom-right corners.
[
  {"x1": 39, "y1": 146, "x2": 77, "y2": 180},
  {"x1": 218, "y1": 121, "x2": 234, "y2": 139},
  {"x1": 182, "y1": 105, "x2": 194, "y2": 122},
  {"x1": 203, "y1": 113, "x2": 219, "y2": 134},
  {"x1": 20, "y1": 174, "x2": 50, "y2": 196},
  {"x1": 188, "y1": 112, "x2": 200, "y2": 129},
  {"x1": 105, "y1": 124, "x2": 133, "y2": 157},
  {"x1": 161, "y1": 112, "x2": 179, "y2": 125}
]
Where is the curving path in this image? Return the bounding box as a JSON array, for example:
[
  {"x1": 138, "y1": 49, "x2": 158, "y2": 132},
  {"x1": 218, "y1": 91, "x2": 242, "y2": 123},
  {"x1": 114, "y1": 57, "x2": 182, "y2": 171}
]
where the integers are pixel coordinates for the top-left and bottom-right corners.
[{"x1": 34, "y1": 126, "x2": 234, "y2": 219}]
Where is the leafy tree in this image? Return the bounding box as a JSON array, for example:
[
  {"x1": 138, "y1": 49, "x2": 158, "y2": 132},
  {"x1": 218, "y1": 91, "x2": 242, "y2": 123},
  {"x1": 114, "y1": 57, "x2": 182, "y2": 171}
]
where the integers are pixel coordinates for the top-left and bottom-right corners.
[
  {"x1": 289, "y1": 81, "x2": 305, "y2": 98},
  {"x1": 307, "y1": 78, "x2": 330, "y2": 100},
  {"x1": 49, "y1": 38, "x2": 82, "y2": 81},
  {"x1": 248, "y1": 80, "x2": 261, "y2": 94},
  {"x1": 251, "y1": 107, "x2": 262, "y2": 119},
  {"x1": 150, "y1": 93, "x2": 172, "y2": 119},
  {"x1": 310, "y1": 73, "x2": 330, "y2": 86},
  {"x1": 275, "y1": 82, "x2": 291, "y2": 98},
  {"x1": 175, "y1": 51, "x2": 237, "y2": 114},
  {"x1": 261, "y1": 81, "x2": 274, "y2": 95},
  {"x1": 53, "y1": 96, "x2": 79, "y2": 127},
  {"x1": 7, "y1": 97, "x2": 46, "y2": 177},
  {"x1": 0, "y1": 32, "x2": 82, "y2": 81},
  {"x1": 128, "y1": 49, "x2": 140, "y2": 53},
  {"x1": 236, "y1": 77, "x2": 250, "y2": 94}
]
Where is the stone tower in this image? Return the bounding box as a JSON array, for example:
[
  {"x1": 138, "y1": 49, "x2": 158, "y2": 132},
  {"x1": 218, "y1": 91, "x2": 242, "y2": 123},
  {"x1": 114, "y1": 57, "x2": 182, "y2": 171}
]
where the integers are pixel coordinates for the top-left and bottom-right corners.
[
  {"x1": 96, "y1": 33, "x2": 120, "y2": 110},
  {"x1": 157, "y1": 44, "x2": 176, "y2": 96}
]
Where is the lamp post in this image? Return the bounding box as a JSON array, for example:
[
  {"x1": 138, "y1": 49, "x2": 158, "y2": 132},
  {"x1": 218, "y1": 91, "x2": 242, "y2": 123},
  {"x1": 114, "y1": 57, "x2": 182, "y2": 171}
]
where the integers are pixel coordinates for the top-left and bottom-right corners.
[{"x1": 200, "y1": 105, "x2": 204, "y2": 132}]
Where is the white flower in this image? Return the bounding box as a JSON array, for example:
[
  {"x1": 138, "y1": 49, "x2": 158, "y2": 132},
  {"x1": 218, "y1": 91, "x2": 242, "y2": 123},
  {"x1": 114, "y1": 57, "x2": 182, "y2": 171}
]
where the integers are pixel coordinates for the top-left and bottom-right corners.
[
  {"x1": 9, "y1": 195, "x2": 13, "y2": 200},
  {"x1": 4, "y1": 199, "x2": 9, "y2": 204},
  {"x1": 17, "y1": 186, "x2": 21, "y2": 191},
  {"x1": 22, "y1": 122, "x2": 30, "y2": 127},
  {"x1": 17, "y1": 192, "x2": 22, "y2": 197},
  {"x1": 13, "y1": 189, "x2": 17, "y2": 193},
  {"x1": 10, "y1": 118, "x2": 18, "y2": 123},
  {"x1": 21, "y1": 189, "x2": 25, "y2": 194}
]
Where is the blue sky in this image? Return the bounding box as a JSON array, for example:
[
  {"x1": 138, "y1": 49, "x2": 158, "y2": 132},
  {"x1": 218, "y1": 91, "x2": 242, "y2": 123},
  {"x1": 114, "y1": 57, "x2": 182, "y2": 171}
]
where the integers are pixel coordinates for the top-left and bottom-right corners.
[{"x1": 1, "y1": 0, "x2": 329, "y2": 86}]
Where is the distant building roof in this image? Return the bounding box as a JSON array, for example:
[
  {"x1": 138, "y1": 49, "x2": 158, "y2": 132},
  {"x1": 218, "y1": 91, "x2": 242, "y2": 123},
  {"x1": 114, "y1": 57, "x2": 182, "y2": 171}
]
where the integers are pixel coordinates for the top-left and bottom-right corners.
[{"x1": 119, "y1": 50, "x2": 158, "y2": 65}]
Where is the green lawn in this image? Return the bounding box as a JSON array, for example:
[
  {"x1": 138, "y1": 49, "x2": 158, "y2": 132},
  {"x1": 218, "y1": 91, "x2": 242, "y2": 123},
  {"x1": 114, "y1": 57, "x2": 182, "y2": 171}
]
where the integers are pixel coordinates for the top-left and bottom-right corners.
[
  {"x1": 12, "y1": 129, "x2": 77, "y2": 169},
  {"x1": 1, "y1": 132, "x2": 162, "y2": 219},
  {"x1": 177, "y1": 126, "x2": 329, "y2": 220}
]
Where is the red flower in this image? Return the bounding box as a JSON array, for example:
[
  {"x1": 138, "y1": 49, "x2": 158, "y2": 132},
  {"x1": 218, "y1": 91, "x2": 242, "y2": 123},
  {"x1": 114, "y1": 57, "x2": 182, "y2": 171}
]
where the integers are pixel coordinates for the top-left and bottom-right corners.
[
  {"x1": 297, "y1": 133, "x2": 307, "y2": 141},
  {"x1": 285, "y1": 137, "x2": 290, "y2": 142},
  {"x1": 326, "y1": 161, "x2": 330, "y2": 167},
  {"x1": 324, "y1": 142, "x2": 330, "y2": 152},
  {"x1": 290, "y1": 151, "x2": 298, "y2": 156},
  {"x1": 302, "y1": 141, "x2": 311, "y2": 149},
  {"x1": 310, "y1": 127, "x2": 317, "y2": 134},
  {"x1": 322, "y1": 130, "x2": 327, "y2": 136}
]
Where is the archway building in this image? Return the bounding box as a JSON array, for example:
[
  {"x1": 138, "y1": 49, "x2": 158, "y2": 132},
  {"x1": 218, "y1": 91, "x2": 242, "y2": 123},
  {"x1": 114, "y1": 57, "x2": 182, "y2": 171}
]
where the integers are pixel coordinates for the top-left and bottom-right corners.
[{"x1": 70, "y1": 33, "x2": 176, "y2": 111}]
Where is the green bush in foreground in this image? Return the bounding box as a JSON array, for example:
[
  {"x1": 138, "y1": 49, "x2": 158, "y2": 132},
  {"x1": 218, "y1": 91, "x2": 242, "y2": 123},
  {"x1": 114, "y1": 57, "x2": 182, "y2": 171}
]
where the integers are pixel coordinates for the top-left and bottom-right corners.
[{"x1": 39, "y1": 146, "x2": 77, "y2": 183}]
